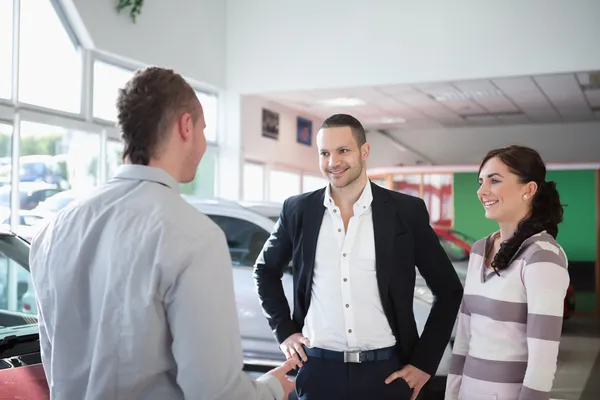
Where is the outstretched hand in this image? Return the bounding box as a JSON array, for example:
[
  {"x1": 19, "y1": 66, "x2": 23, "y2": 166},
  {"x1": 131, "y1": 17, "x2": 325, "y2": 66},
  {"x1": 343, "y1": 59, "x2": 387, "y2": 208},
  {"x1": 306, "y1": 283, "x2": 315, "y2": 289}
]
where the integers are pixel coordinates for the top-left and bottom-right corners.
[
  {"x1": 280, "y1": 333, "x2": 311, "y2": 367},
  {"x1": 385, "y1": 364, "x2": 430, "y2": 400}
]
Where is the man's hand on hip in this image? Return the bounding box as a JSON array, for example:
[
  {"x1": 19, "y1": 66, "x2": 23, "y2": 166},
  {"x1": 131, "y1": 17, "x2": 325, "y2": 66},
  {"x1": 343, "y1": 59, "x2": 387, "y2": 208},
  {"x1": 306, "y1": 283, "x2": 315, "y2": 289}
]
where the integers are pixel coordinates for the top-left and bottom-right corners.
[
  {"x1": 280, "y1": 333, "x2": 310, "y2": 366},
  {"x1": 385, "y1": 364, "x2": 431, "y2": 400}
]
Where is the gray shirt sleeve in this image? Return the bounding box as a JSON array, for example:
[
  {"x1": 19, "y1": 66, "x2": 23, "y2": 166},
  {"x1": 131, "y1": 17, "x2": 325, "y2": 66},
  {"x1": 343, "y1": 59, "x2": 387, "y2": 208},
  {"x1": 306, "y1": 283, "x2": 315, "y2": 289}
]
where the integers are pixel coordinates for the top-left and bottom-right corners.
[{"x1": 164, "y1": 227, "x2": 284, "y2": 400}]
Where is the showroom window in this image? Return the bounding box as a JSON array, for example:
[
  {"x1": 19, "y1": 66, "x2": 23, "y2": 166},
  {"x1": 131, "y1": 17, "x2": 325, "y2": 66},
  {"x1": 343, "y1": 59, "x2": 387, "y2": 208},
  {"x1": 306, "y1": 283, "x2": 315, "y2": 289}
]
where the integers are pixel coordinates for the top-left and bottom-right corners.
[
  {"x1": 269, "y1": 169, "x2": 300, "y2": 203},
  {"x1": 10, "y1": 121, "x2": 100, "y2": 219},
  {"x1": 93, "y1": 61, "x2": 135, "y2": 122},
  {"x1": 0, "y1": 0, "x2": 12, "y2": 100},
  {"x1": 302, "y1": 174, "x2": 328, "y2": 192},
  {"x1": 179, "y1": 148, "x2": 217, "y2": 198},
  {"x1": 243, "y1": 162, "x2": 265, "y2": 201},
  {"x1": 206, "y1": 215, "x2": 270, "y2": 267},
  {"x1": 106, "y1": 139, "x2": 124, "y2": 180},
  {"x1": 18, "y1": 0, "x2": 82, "y2": 113},
  {"x1": 195, "y1": 90, "x2": 218, "y2": 143}
]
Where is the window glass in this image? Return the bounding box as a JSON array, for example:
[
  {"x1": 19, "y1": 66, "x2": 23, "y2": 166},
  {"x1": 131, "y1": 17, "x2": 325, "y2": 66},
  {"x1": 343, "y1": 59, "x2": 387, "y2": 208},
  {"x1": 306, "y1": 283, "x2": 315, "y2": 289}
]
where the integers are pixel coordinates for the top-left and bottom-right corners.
[
  {"x1": 302, "y1": 174, "x2": 327, "y2": 192},
  {"x1": 195, "y1": 91, "x2": 218, "y2": 142},
  {"x1": 0, "y1": 123, "x2": 12, "y2": 228},
  {"x1": 269, "y1": 170, "x2": 300, "y2": 203},
  {"x1": 93, "y1": 62, "x2": 134, "y2": 122},
  {"x1": 207, "y1": 215, "x2": 269, "y2": 267},
  {"x1": 179, "y1": 149, "x2": 217, "y2": 198},
  {"x1": 18, "y1": 0, "x2": 82, "y2": 113},
  {"x1": 0, "y1": 234, "x2": 34, "y2": 321},
  {"x1": 106, "y1": 139, "x2": 124, "y2": 180},
  {"x1": 0, "y1": 0, "x2": 12, "y2": 99},
  {"x1": 243, "y1": 163, "x2": 264, "y2": 201},
  {"x1": 11, "y1": 121, "x2": 100, "y2": 241}
]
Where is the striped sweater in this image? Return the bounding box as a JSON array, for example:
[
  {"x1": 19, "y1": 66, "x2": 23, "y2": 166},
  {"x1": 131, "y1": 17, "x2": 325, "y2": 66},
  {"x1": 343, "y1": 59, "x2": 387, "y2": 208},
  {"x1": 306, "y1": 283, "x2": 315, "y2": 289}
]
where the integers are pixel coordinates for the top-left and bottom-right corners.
[{"x1": 445, "y1": 231, "x2": 570, "y2": 400}]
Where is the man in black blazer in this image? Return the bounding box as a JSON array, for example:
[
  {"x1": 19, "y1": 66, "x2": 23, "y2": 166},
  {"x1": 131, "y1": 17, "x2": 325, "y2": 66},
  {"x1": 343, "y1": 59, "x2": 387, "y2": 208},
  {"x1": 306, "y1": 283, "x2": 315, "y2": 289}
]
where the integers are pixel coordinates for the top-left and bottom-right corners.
[{"x1": 254, "y1": 114, "x2": 463, "y2": 400}]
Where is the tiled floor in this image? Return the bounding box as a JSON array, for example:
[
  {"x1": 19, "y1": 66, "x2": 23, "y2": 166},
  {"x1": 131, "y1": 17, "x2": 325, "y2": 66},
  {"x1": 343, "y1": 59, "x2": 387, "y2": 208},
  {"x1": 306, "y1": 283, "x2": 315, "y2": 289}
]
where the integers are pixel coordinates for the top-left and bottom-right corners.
[{"x1": 551, "y1": 316, "x2": 600, "y2": 400}]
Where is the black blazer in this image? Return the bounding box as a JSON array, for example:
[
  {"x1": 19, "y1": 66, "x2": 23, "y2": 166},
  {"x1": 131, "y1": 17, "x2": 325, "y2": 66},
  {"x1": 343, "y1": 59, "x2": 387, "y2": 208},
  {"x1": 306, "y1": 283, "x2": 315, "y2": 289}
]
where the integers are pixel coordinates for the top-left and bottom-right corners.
[{"x1": 253, "y1": 181, "x2": 463, "y2": 375}]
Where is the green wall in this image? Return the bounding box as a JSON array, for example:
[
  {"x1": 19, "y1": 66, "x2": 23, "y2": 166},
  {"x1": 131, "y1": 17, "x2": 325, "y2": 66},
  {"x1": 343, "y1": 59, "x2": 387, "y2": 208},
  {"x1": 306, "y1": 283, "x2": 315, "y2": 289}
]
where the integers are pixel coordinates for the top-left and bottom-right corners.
[{"x1": 453, "y1": 170, "x2": 597, "y2": 261}]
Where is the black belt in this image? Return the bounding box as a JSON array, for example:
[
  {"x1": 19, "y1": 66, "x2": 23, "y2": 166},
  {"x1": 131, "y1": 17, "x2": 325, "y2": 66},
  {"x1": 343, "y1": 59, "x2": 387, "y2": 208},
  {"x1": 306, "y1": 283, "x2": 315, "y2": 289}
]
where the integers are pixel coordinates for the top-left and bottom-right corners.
[{"x1": 303, "y1": 345, "x2": 397, "y2": 363}]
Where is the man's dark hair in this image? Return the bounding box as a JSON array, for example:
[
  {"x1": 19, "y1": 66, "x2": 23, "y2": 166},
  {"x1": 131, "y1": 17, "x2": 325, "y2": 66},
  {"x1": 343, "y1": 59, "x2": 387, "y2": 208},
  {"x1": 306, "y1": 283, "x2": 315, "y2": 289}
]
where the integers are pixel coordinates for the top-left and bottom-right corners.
[
  {"x1": 319, "y1": 114, "x2": 367, "y2": 147},
  {"x1": 116, "y1": 67, "x2": 200, "y2": 165}
]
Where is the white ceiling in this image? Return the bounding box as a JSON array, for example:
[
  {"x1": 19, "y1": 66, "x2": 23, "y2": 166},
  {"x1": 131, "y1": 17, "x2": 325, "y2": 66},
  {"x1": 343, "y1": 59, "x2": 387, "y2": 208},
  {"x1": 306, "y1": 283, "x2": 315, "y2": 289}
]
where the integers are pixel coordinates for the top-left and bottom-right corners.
[{"x1": 261, "y1": 71, "x2": 600, "y2": 130}]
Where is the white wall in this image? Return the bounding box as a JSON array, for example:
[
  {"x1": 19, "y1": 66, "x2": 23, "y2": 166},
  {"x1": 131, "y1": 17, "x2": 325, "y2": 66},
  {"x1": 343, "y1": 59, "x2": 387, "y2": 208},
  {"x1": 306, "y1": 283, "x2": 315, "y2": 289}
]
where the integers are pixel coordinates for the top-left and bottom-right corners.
[
  {"x1": 242, "y1": 96, "x2": 322, "y2": 175},
  {"x1": 242, "y1": 97, "x2": 425, "y2": 171},
  {"x1": 390, "y1": 121, "x2": 600, "y2": 165},
  {"x1": 365, "y1": 131, "x2": 425, "y2": 168},
  {"x1": 226, "y1": 0, "x2": 600, "y2": 93},
  {"x1": 69, "y1": 0, "x2": 226, "y2": 88}
]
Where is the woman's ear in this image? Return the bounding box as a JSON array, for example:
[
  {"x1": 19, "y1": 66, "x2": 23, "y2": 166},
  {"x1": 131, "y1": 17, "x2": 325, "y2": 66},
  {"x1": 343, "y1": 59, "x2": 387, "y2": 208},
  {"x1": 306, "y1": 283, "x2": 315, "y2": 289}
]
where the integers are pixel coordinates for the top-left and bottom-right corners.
[{"x1": 523, "y1": 181, "x2": 538, "y2": 200}]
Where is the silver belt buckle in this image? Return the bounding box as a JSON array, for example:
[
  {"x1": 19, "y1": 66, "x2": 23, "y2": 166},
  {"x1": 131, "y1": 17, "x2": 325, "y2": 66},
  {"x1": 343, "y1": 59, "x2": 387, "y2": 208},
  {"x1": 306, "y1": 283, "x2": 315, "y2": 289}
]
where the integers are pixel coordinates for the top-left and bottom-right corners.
[{"x1": 344, "y1": 351, "x2": 361, "y2": 363}]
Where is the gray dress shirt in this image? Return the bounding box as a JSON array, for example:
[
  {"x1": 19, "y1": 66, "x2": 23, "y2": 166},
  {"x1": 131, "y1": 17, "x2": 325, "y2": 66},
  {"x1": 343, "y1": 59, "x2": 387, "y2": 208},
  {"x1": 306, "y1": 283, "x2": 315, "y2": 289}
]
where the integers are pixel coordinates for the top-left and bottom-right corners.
[{"x1": 29, "y1": 164, "x2": 283, "y2": 400}]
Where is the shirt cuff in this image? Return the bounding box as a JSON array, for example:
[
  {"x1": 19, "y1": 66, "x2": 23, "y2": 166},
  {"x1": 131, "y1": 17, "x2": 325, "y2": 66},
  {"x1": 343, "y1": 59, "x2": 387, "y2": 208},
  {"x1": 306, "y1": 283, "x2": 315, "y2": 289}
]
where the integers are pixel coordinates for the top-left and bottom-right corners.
[{"x1": 256, "y1": 372, "x2": 284, "y2": 400}]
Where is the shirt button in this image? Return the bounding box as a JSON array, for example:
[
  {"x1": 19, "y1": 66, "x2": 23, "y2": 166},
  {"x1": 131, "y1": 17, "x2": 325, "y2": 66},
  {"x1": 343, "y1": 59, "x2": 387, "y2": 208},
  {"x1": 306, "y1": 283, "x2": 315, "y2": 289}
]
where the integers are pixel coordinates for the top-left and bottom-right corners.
[
  {"x1": 338, "y1": 228, "x2": 341, "y2": 232},
  {"x1": 342, "y1": 253, "x2": 346, "y2": 257},
  {"x1": 345, "y1": 304, "x2": 350, "y2": 308},
  {"x1": 343, "y1": 278, "x2": 347, "y2": 282},
  {"x1": 333, "y1": 209, "x2": 337, "y2": 213},
  {"x1": 363, "y1": 206, "x2": 366, "y2": 209},
  {"x1": 348, "y1": 329, "x2": 352, "y2": 333}
]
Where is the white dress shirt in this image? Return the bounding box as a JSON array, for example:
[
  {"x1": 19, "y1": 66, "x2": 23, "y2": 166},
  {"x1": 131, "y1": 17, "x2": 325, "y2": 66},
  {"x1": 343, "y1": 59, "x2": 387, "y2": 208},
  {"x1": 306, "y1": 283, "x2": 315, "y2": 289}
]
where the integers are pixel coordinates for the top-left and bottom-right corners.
[
  {"x1": 301, "y1": 182, "x2": 396, "y2": 352},
  {"x1": 29, "y1": 165, "x2": 283, "y2": 400}
]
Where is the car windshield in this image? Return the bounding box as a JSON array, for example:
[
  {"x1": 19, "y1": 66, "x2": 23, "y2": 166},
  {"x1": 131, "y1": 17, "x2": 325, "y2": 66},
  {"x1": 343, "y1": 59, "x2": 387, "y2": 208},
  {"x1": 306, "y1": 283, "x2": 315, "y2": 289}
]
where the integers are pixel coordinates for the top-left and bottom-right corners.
[{"x1": 0, "y1": 233, "x2": 37, "y2": 338}]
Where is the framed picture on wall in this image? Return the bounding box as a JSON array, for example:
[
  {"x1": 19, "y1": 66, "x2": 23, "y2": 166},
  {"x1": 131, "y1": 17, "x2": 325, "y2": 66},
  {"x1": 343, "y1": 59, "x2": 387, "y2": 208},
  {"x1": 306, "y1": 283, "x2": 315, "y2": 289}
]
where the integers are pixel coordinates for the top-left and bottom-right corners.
[
  {"x1": 262, "y1": 108, "x2": 279, "y2": 140},
  {"x1": 296, "y1": 116, "x2": 312, "y2": 146}
]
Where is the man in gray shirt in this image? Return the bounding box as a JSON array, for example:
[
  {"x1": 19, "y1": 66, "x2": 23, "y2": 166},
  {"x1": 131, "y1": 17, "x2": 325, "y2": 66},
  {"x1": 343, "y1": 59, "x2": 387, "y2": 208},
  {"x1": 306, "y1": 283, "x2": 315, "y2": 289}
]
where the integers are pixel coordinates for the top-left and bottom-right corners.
[{"x1": 29, "y1": 67, "x2": 297, "y2": 399}]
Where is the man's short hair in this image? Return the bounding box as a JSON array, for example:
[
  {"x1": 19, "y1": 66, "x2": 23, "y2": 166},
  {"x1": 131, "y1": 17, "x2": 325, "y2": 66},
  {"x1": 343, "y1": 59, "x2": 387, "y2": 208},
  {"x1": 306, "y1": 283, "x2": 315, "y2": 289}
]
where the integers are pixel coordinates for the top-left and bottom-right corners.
[
  {"x1": 319, "y1": 114, "x2": 367, "y2": 147},
  {"x1": 116, "y1": 67, "x2": 199, "y2": 165}
]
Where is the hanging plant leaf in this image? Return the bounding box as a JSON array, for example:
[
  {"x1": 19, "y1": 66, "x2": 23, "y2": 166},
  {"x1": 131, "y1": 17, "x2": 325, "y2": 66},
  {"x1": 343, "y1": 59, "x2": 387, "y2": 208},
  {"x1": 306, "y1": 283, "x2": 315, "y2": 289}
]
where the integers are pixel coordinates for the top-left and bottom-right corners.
[{"x1": 116, "y1": 0, "x2": 144, "y2": 23}]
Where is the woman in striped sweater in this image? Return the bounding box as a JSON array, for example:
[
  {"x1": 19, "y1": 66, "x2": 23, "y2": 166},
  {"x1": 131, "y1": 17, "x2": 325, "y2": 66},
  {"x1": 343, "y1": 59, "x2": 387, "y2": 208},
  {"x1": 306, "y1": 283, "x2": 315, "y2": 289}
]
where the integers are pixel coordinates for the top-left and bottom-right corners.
[{"x1": 445, "y1": 145, "x2": 570, "y2": 400}]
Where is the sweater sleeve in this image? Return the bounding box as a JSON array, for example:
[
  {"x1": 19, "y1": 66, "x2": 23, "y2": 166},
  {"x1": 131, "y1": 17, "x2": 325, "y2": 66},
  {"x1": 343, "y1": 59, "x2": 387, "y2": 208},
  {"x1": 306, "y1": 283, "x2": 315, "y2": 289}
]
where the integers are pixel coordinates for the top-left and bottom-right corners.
[
  {"x1": 445, "y1": 299, "x2": 471, "y2": 400},
  {"x1": 518, "y1": 244, "x2": 569, "y2": 400}
]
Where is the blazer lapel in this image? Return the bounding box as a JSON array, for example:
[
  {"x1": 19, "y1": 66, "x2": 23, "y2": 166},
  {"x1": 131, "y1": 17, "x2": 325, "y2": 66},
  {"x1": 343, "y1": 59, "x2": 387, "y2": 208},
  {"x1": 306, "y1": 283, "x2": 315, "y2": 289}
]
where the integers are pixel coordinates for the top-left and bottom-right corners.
[
  {"x1": 371, "y1": 182, "x2": 397, "y2": 309},
  {"x1": 301, "y1": 189, "x2": 325, "y2": 309}
]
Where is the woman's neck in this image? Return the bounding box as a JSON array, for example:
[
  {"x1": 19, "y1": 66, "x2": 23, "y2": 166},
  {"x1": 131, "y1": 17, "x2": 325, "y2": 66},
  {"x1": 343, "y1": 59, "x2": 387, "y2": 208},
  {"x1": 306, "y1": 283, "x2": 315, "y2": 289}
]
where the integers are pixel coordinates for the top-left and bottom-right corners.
[{"x1": 498, "y1": 222, "x2": 518, "y2": 243}]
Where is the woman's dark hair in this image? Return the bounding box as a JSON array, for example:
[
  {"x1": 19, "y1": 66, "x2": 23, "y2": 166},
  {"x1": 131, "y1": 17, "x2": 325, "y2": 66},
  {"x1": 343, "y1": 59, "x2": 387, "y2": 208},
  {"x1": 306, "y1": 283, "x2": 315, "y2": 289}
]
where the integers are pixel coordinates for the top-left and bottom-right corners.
[{"x1": 479, "y1": 145, "x2": 564, "y2": 273}]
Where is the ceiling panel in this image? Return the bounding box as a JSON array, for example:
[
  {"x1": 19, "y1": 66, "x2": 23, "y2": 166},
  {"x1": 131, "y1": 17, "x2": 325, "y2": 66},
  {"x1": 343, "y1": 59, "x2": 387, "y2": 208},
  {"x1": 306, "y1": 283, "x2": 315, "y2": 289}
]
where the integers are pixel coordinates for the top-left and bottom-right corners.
[
  {"x1": 584, "y1": 88, "x2": 600, "y2": 108},
  {"x1": 498, "y1": 114, "x2": 529, "y2": 124},
  {"x1": 534, "y1": 74, "x2": 593, "y2": 119},
  {"x1": 374, "y1": 85, "x2": 419, "y2": 97},
  {"x1": 260, "y1": 70, "x2": 599, "y2": 131}
]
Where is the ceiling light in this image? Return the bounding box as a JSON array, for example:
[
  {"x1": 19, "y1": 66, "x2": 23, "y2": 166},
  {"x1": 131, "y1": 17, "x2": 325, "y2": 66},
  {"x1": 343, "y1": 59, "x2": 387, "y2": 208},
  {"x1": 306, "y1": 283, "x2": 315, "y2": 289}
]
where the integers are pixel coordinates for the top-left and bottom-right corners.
[
  {"x1": 432, "y1": 90, "x2": 503, "y2": 102},
  {"x1": 377, "y1": 117, "x2": 406, "y2": 124},
  {"x1": 460, "y1": 111, "x2": 524, "y2": 120},
  {"x1": 365, "y1": 117, "x2": 406, "y2": 125},
  {"x1": 315, "y1": 97, "x2": 366, "y2": 107}
]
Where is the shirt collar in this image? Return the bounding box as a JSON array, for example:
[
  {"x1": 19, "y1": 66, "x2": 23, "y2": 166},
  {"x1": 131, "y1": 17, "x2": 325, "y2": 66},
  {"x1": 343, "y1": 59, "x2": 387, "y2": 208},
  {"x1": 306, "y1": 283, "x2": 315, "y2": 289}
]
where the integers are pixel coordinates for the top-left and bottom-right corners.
[
  {"x1": 112, "y1": 164, "x2": 180, "y2": 194},
  {"x1": 323, "y1": 180, "x2": 373, "y2": 209}
]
